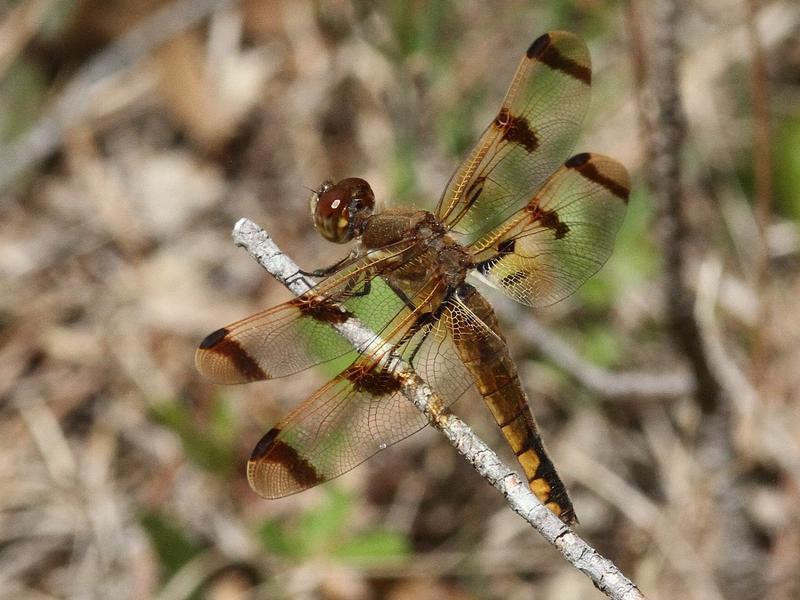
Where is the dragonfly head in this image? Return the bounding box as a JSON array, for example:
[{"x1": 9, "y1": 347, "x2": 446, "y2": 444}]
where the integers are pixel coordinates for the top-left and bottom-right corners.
[{"x1": 311, "y1": 178, "x2": 375, "y2": 243}]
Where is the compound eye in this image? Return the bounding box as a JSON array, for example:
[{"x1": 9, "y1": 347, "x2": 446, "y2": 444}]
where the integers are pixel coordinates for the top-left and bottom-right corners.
[{"x1": 313, "y1": 178, "x2": 375, "y2": 243}]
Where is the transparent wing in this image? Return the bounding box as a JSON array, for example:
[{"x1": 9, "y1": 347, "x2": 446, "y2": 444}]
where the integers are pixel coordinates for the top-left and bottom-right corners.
[
  {"x1": 471, "y1": 153, "x2": 629, "y2": 307},
  {"x1": 246, "y1": 298, "x2": 491, "y2": 497},
  {"x1": 436, "y1": 31, "x2": 592, "y2": 245},
  {"x1": 195, "y1": 240, "x2": 422, "y2": 383}
]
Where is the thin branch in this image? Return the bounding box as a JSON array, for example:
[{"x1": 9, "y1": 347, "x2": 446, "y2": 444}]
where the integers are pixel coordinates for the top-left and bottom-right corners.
[
  {"x1": 746, "y1": 0, "x2": 774, "y2": 249},
  {"x1": 230, "y1": 217, "x2": 647, "y2": 600},
  {"x1": 648, "y1": 0, "x2": 722, "y2": 413},
  {"x1": 525, "y1": 317, "x2": 692, "y2": 398},
  {"x1": 647, "y1": 4, "x2": 765, "y2": 595},
  {"x1": 624, "y1": 0, "x2": 653, "y2": 166},
  {"x1": 496, "y1": 299, "x2": 694, "y2": 399},
  {"x1": 694, "y1": 255, "x2": 760, "y2": 417},
  {"x1": 745, "y1": 0, "x2": 774, "y2": 377},
  {"x1": 0, "y1": 0, "x2": 234, "y2": 192}
]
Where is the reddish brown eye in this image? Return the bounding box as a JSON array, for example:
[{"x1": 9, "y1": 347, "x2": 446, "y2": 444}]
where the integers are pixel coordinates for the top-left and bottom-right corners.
[{"x1": 312, "y1": 177, "x2": 375, "y2": 243}]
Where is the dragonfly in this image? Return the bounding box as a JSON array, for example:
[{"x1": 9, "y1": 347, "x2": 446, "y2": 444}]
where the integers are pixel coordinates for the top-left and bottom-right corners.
[{"x1": 195, "y1": 31, "x2": 629, "y2": 525}]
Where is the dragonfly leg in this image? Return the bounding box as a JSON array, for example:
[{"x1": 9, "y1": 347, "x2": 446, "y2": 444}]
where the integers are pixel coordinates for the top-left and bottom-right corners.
[{"x1": 298, "y1": 249, "x2": 360, "y2": 277}]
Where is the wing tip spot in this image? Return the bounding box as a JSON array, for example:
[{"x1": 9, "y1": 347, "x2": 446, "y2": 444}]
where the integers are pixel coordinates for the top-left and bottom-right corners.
[
  {"x1": 250, "y1": 427, "x2": 281, "y2": 461},
  {"x1": 526, "y1": 32, "x2": 551, "y2": 58},
  {"x1": 196, "y1": 329, "x2": 268, "y2": 382},
  {"x1": 199, "y1": 327, "x2": 229, "y2": 349},
  {"x1": 248, "y1": 428, "x2": 325, "y2": 496},
  {"x1": 565, "y1": 153, "x2": 631, "y2": 202},
  {"x1": 526, "y1": 31, "x2": 591, "y2": 85},
  {"x1": 564, "y1": 152, "x2": 591, "y2": 168}
]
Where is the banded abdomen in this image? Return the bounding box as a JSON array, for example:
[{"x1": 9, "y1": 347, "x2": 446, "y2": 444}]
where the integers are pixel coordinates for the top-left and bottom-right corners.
[{"x1": 453, "y1": 284, "x2": 576, "y2": 525}]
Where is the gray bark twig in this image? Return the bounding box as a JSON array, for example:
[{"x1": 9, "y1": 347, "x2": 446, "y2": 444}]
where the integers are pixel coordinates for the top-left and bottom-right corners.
[
  {"x1": 646, "y1": 2, "x2": 764, "y2": 596},
  {"x1": 231, "y1": 217, "x2": 647, "y2": 600},
  {"x1": 649, "y1": 0, "x2": 722, "y2": 413}
]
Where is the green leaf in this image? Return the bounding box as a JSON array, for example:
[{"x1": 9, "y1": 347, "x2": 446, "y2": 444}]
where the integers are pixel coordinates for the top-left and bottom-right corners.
[
  {"x1": 295, "y1": 487, "x2": 352, "y2": 553},
  {"x1": 334, "y1": 529, "x2": 411, "y2": 561},
  {"x1": 256, "y1": 488, "x2": 411, "y2": 563},
  {"x1": 581, "y1": 325, "x2": 623, "y2": 368},
  {"x1": 257, "y1": 518, "x2": 301, "y2": 558},
  {"x1": 384, "y1": 0, "x2": 456, "y2": 66},
  {"x1": 0, "y1": 59, "x2": 48, "y2": 140},
  {"x1": 257, "y1": 488, "x2": 353, "y2": 558},
  {"x1": 140, "y1": 511, "x2": 201, "y2": 577},
  {"x1": 152, "y1": 397, "x2": 236, "y2": 474},
  {"x1": 611, "y1": 187, "x2": 659, "y2": 280},
  {"x1": 774, "y1": 116, "x2": 800, "y2": 221},
  {"x1": 577, "y1": 275, "x2": 614, "y2": 312}
]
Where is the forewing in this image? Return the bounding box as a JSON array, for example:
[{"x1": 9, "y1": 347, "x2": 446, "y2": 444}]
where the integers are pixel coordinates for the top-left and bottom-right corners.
[
  {"x1": 195, "y1": 241, "x2": 418, "y2": 384},
  {"x1": 472, "y1": 153, "x2": 630, "y2": 307},
  {"x1": 246, "y1": 299, "x2": 489, "y2": 497},
  {"x1": 436, "y1": 31, "x2": 592, "y2": 244}
]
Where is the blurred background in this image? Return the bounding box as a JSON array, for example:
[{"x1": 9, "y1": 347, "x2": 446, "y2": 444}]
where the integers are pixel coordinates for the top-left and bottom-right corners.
[{"x1": 1, "y1": 0, "x2": 799, "y2": 598}]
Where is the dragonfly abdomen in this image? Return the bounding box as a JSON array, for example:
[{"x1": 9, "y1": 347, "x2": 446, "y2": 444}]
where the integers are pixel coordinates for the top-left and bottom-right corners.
[{"x1": 453, "y1": 285, "x2": 577, "y2": 525}]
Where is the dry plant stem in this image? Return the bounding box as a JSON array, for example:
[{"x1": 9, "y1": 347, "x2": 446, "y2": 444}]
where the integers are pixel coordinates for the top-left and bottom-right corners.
[
  {"x1": 649, "y1": 0, "x2": 722, "y2": 414},
  {"x1": 527, "y1": 318, "x2": 692, "y2": 397},
  {"x1": 624, "y1": 0, "x2": 653, "y2": 165},
  {"x1": 650, "y1": 3, "x2": 763, "y2": 597},
  {"x1": 0, "y1": 0, "x2": 233, "y2": 192},
  {"x1": 502, "y1": 302, "x2": 694, "y2": 398},
  {"x1": 231, "y1": 217, "x2": 647, "y2": 600},
  {"x1": 746, "y1": 0, "x2": 773, "y2": 376},
  {"x1": 746, "y1": 0, "x2": 773, "y2": 252}
]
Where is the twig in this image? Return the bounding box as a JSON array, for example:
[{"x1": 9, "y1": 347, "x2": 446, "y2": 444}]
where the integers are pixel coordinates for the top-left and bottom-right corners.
[
  {"x1": 623, "y1": 0, "x2": 653, "y2": 166},
  {"x1": 695, "y1": 256, "x2": 759, "y2": 417},
  {"x1": 745, "y1": 0, "x2": 773, "y2": 377},
  {"x1": 746, "y1": 0, "x2": 774, "y2": 250},
  {"x1": 230, "y1": 217, "x2": 647, "y2": 600},
  {"x1": 648, "y1": 0, "x2": 722, "y2": 413},
  {"x1": 647, "y1": 3, "x2": 765, "y2": 595},
  {"x1": 0, "y1": 0, "x2": 233, "y2": 192},
  {"x1": 562, "y1": 443, "x2": 727, "y2": 600},
  {"x1": 496, "y1": 299, "x2": 694, "y2": 398}
]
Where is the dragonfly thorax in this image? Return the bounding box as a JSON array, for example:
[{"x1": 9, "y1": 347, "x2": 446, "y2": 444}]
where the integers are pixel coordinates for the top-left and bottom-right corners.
[{"x1": 435, "y1": 243, "x2": 473, "y2": 289}]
